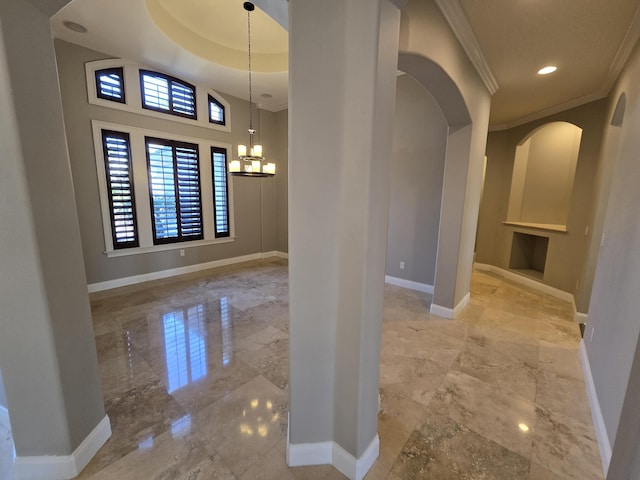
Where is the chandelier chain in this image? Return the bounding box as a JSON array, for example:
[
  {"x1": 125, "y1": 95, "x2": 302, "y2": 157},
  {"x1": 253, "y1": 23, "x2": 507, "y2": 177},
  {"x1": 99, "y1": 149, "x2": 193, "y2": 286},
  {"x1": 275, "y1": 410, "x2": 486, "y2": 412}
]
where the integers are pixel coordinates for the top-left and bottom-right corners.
[{"x1": 247, "y1": 7, "x2": 253, "y2": 134}]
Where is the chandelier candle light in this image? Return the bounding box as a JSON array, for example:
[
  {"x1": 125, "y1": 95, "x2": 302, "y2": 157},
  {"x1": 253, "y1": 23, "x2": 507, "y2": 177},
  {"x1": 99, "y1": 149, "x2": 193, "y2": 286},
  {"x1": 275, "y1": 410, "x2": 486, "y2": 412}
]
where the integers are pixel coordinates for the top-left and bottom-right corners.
[{"x1": 229, "y1": 1, "x2": 276, "y2": 177}]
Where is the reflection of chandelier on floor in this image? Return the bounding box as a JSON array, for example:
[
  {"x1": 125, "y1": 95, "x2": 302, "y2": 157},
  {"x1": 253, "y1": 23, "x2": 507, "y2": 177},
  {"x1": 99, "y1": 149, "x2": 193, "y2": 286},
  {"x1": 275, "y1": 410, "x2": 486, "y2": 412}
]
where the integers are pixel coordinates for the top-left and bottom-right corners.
[{"x1": 229, "y1": 1, "x2": 276, "y2": 177}]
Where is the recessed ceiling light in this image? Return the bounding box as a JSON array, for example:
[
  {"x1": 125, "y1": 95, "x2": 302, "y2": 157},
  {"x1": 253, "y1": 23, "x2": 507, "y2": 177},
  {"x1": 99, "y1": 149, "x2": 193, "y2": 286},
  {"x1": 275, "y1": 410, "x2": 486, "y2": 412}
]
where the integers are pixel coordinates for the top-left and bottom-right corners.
[
  {"x1": 537, "y1": 66, "x2": 557, "y2": 75},
  {"x1": 63, "y1": 20, "x2": 88, "y2": 33},
  {"x1": 260, "y1": 93, "x2": 273, "y2": 99}
]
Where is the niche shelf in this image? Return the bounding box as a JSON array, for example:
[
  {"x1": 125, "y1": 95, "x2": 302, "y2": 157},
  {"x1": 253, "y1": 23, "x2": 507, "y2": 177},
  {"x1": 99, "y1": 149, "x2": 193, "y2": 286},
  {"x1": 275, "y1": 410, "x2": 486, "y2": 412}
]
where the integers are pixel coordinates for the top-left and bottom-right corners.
[{"x1": 509, "y1": 232, "x2": 549, "y2": 280}]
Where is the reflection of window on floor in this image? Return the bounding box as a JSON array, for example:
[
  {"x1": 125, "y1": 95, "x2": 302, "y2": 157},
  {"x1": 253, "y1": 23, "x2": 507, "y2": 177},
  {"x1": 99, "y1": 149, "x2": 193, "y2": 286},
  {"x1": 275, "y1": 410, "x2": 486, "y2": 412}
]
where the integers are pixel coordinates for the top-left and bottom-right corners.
[
  {"x1": 171, "y1": 415, "x2": 192, "y2": 437},
  {"x1": 220, "y1": 297, "x2": 232, "y2": 366},
  {"x1": 163, "y1": 304, "x2": 207, "y2": 393}
]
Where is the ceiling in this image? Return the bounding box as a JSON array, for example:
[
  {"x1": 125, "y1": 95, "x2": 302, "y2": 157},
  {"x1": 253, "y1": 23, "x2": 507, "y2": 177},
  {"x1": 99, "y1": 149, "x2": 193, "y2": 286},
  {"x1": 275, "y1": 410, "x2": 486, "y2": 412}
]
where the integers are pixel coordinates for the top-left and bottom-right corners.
[{"x1": 51, "y1": 0, "x2": 640, "y2": 127}]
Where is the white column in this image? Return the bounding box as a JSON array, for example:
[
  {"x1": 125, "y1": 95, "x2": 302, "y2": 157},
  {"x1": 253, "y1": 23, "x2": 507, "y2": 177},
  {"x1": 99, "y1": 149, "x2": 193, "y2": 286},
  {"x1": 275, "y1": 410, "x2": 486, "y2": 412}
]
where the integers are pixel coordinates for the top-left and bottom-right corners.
[{"x1": 287, "y1": 0, "x2": 402, "y2": 479}]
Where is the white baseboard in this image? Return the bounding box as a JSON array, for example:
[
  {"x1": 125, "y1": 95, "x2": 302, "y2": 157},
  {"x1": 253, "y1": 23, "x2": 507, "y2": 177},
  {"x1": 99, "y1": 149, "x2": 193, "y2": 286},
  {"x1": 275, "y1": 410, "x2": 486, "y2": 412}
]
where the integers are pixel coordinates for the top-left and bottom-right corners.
[
  {"x1": 263, "y1": 251, "x2": 289, "y2": 259},
  {"x1": 579, "y1": 341, "x2": 610, "y2": 476},
  {"x1": 88, "y1": 252, "x2": 288, "y2": 292},
  {"x1": 474, "y1": 263, "x2": 575, "y2": 303},
  {"x1": 14, "y1": 415, "x2": 111, "y2": 480},
  {"x1": 287, "y1": 435, "x2": 379, "y2": 480},
  {"x1": 384, "y1": 275, "x2": 434, "y2": 294},
  {"x1": 430, "y1": 292, "x2": 470, "y2": 319}
]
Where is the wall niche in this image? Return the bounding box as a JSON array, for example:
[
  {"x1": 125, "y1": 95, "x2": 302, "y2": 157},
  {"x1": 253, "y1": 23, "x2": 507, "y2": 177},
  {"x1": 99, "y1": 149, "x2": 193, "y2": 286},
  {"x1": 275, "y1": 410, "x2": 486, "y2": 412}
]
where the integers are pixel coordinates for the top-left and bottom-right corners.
[
  {"x1": 506, "y1": 121, "x2": 582, "y2": 230},
  {"x1": 509, "y1": 232, "x2": 549, "y2": 280}
]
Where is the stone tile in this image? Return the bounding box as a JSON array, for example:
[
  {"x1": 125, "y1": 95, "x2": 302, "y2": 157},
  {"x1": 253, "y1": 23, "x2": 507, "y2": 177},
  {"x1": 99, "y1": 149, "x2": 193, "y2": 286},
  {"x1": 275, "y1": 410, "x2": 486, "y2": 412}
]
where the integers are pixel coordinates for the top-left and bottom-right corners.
[
  {"x1": 76, "y1": 418, "x2": 235, "y2": 480},
  {"x1": 76, "y1": 261, "x2": 602, "y2": 480},
  {"x1": 377, "y1": 412, "x2": 412, "y2": 469},
  {"x1": 391, "y1": 414, "x2": 530, "y2": 479},
  {"x1": 530, "y1": 461, "x2": 563, "y2": 480},
  {"x1": 452, "y1": 339, "x2": 538, "y2": 402},
  {"x1": 363, "y1": 461, "x2": 390, "y2": 480},
  {"x1": 193, "y1": 375, "x2": 288, "y2": 477},
  {"x1": 535, "y1": 369, "x2": 591, "y2": 422},
  {"x1": 379, "y1": 382, "x2": 428, "y2": 433},
  {"x1": 538, "y1": 341, "x2": 583, "y2": 380},
  {"x1": 532, "y1": 406, "x2": 604, "y2": 480},
  {"x1": 80, "y1": 380, "x2": 189, "y2": 477},
  {"x1": 428, "y1": 370, "x2": 536, "y2": 458}
]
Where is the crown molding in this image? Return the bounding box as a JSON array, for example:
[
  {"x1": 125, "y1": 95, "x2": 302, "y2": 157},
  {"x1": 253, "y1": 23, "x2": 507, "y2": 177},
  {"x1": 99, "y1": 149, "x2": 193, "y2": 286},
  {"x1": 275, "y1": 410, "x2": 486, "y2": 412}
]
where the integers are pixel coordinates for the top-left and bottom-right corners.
[
  {"x1": 433, "y1": 0, "x2": 499, "y2": 95},
  {"x1": 489, "y1": 89, "x2": 609, "y2": 131},
  {"x1": 605, "y1": 3, "x2": 640, "y2": 93},
  {"x1": 257, "y1": 102, "x2": 289, "y2": 112}
]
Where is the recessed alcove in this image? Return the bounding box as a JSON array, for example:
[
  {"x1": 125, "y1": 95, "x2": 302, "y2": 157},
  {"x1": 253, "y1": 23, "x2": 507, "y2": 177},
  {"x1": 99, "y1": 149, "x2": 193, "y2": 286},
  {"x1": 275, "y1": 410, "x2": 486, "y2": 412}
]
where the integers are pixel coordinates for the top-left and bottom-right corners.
[
  {"x1": 506, "y1": 122, "x2": 582, "y2": 230},
  {"x1": 509, "y1": 232, "x2": 549, "y2": 280}
]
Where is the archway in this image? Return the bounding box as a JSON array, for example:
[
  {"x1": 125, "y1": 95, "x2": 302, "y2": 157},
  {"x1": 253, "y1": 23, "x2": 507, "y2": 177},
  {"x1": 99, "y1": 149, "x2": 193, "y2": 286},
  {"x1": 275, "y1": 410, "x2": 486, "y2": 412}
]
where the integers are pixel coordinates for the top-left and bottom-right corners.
[{"x1": 397, "y1": 52, "x2": 476, "y2": 317}]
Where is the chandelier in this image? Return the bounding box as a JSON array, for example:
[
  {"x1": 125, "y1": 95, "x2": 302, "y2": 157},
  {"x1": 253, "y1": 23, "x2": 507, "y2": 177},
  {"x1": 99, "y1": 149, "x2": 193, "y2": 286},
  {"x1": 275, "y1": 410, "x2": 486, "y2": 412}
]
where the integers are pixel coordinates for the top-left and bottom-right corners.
[{"x1": 229, "y1": 1, "x2": 276, "y2": 177}]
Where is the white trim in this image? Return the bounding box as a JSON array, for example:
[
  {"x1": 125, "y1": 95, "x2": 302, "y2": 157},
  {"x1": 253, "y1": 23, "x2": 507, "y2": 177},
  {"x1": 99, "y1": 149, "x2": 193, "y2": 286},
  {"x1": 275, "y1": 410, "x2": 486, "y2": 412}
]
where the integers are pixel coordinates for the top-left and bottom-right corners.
[
  {"x1": 606, "y1": 4, "x2": 640, "y2": 97},
  {"x1": 287, "y1": 441, "x2": 333, "y2": 467},
  {"x1": 88, "y1": 253, "x2": 262, "y2": 292},
  {"x1": 91, "y1": 119, "x2": 236, "y2": 255},
  {"x1": 262, "y1": 251, "x2": 289, "y2": 260},
  {"x1": 385, "y1": 275, "x2": 434, "y2": 294},
  {"x1": 574, "y1": 311, "x2": 589, "y2": 324},
  {"x1": 433, "y1": 0, "x2": 499, "y2": 95},
  {"x1": 430, "y1": 291, "x2": 470, "y2": 319},
  {"x1": 473, "y1": 263, "x2": 575, "y2": 303},
  {"x1": 14, "y1": 415, "x2": 111, "y2": 480},
  {"x1": 85, "y1": 59, "x2": 232, "y2": 133},
  {"x1": 0, "y1": 405, "x2": 10, "y2": 430},
  {"x1": 287, "y1": 435, "x2": 379, "y2": 480},
  {"x1": 105, "y1": 237, "x2": 235, "y2": 258},
  {"x1": 579, "y1": 341, "x2": 611, "y2": 476}
]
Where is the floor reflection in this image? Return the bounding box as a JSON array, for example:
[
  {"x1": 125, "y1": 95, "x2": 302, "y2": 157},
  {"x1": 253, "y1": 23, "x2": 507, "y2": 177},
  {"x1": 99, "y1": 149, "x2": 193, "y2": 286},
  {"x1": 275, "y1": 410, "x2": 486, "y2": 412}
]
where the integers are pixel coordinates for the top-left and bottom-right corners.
[
  {"x1": 163, "y1": 304, "x2": 207, "y2": 393},
  {"x1": 220, "y1": 297, "x2": 232, "y2": 367}
]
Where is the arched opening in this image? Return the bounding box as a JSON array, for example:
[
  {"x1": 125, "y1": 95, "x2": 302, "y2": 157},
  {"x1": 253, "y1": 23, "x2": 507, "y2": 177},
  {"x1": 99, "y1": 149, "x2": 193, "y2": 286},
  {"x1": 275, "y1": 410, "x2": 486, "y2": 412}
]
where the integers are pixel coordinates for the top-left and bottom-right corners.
[{"x1": 395, "y1": 52, "x2": 474, "y2": 315}]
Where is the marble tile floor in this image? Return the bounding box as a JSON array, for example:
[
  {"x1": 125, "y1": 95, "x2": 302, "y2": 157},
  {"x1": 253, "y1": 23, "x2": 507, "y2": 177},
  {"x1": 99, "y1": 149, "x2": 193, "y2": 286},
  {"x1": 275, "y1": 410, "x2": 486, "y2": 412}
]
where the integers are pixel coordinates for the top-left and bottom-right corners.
[{"x1": 0, "y1": 259, "x2": 604, "y2": 480}]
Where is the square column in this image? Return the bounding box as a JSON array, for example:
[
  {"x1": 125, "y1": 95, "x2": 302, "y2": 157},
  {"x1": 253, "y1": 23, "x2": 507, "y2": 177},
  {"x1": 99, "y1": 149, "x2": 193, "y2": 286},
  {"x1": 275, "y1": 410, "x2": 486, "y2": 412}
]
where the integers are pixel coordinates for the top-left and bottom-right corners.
[{"x1": 287, "y1": 0, "x2": 402, "y2": 478}]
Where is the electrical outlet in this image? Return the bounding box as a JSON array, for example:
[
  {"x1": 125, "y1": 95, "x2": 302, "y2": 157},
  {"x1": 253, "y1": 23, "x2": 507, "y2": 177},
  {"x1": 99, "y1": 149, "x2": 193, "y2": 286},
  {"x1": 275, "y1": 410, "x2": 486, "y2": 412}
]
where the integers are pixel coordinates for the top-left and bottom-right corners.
[
  {"x1": 180, "y1": 249, "x2": 185, "y2": 257},
  {"x1": 585, "y1": 225, "x2": 589, "y2": 236},
  {"x1": 400, "y1": 261, "x2": 405, "y2": 270},
  {"x1": 590, "y1": 327, "x2": 595, "y2": 342}
]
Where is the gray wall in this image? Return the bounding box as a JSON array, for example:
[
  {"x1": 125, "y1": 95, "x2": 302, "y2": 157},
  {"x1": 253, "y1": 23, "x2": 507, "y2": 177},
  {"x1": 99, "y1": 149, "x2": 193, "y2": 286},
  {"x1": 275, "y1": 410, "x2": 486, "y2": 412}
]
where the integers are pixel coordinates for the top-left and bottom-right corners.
[
  {"x1": 54, "y1": 39, "x2": 288, "y2": 285},
  {"x1": 0, "y1": 369, "x2": 6, "y2": 409},
  {"x1": 0, "y1": 0, "x2": 104, "y2": 456},
  {"x1": 584, "y1": 38, "x2": 640, "y2": 476},
  {"x1": 475, "y1": 99, "x2": 607, "y2": 295},
  {"x1": 386, "y1": 73, "x2": 447, "y2": 286}
]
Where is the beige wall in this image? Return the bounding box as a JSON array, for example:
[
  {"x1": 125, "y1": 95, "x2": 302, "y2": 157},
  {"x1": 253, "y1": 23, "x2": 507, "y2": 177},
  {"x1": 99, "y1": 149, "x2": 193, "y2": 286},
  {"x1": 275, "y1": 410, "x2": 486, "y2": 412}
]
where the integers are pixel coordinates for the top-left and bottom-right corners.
[
  {"x1": 583, "y1": 38, "x2": 640, "y2": 477},
  {"x1": 54, "y1": 39, "x2": 288, "y2": 285},
  {"x1": 508, "y1": 122, "x2": 582, "y2": 226},
  {"x1": 476, "y1": 99, "x2": 607, "y2": 294}
]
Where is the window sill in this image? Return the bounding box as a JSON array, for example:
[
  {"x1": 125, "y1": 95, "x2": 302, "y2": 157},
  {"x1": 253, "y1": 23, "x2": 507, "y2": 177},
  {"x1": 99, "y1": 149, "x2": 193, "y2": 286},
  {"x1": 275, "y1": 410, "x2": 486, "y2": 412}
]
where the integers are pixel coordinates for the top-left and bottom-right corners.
[{"x1": 105, "y1": 236, "x2": 235, "y2": 258}]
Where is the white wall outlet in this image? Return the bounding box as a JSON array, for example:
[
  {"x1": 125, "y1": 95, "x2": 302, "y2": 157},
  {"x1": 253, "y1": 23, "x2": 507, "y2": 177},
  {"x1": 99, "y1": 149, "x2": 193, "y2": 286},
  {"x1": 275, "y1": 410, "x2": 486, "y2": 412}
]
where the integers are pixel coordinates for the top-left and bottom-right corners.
[
  {"x1": 601, "y1": 233, "x2": 606, "y2": 248},
  {"x1": 585, "y1": 225, "x2": 589, "y2": 236},
  {"x1": 590, "y1": 327, "x2": 595, "y2": 342},
  {"x1": 400, "y1": 261, "x2": 405, "y2": 270},
  {"x1": 180, "y1": 249, "x2": 185, "y2": 257}
]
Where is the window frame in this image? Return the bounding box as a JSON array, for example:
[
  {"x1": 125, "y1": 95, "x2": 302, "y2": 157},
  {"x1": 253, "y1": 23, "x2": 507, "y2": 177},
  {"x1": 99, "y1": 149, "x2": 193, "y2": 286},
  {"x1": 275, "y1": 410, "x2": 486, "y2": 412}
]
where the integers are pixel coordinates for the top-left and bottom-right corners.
[
  {"x1": 85, "y1": 60, "x2": 231, "y2": 133},
  {"x1": 140, "y1": 70, "x2": 198, "y2": 120},
  {"x1": 91, "y1": 120, "x2": 235, "y2": 257},
  {"x1": 208, "y1": 94, "x2": 226, "y2": 125},
  {"x1": 145, "y1": 136, "x2": 204, "y2": 245},
  {"x1": 101, "y1": 129, "x2": 139, "y2": 248},
  {"x1": 211, "y1": 146, "x2": 230, "y2": 238},
  {"x1": 95, "y1": 67, "x2": 126, "y2": 104}
]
